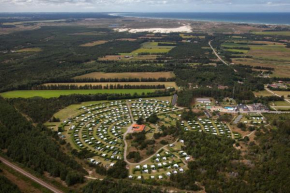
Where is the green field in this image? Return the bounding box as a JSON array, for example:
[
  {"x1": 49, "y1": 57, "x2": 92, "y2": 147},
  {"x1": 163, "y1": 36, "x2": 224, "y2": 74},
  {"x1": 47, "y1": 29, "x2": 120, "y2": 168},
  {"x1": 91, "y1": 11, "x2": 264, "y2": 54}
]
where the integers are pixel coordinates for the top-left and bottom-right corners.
[
  {"x1": 253, "y1": 31, "x2": 290, "y2": 36},
  {"x1": 0, "y1": 89, "x2": 156, "y2": 98},
  {"x1": 131, "y1": 42, "x2": 175, "y2": 54}
]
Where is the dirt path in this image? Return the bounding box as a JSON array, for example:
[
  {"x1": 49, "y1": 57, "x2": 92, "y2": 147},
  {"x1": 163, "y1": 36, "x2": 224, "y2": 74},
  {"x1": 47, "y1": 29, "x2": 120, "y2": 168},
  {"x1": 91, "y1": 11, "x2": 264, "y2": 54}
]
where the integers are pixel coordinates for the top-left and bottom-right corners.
[
  {"x1": 0, "y1": 156, "x2": 63, "y2": 193},
  {"x1": 209, "y1": 40, "x2": 229, "y2": 66}
]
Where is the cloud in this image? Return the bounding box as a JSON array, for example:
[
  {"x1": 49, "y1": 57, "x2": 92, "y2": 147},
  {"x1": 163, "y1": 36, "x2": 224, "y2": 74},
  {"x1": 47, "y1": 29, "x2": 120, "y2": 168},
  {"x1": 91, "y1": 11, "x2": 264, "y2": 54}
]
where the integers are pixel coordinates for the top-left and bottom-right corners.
[
  {"x1": 1, "y1": 0, "x2": 289, "y2": 11},
  {"x1": 3, "y1": 0, "x2": 290, "y2": 5}
]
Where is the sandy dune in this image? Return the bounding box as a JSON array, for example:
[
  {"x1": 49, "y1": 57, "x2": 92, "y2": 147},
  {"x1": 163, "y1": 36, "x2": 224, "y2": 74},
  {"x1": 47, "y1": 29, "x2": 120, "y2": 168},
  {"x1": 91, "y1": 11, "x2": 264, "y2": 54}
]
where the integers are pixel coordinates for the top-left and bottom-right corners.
[{"x1": 114, "y1": 25, "x2": 192, "y2": 33}]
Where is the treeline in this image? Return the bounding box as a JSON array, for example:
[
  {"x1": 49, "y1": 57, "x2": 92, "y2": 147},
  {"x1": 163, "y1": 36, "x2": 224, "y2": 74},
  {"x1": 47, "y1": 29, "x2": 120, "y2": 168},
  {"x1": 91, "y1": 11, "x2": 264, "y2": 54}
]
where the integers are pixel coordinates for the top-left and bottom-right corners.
[
  {"x1": 95, "y1": 161, "x2": 128, "y2": 179},
  {"x1": 0, "y1": 98, "x2": 86, "y2": 186},
  {"x1": 9, "y1": 91, "x2": 171, "y2": 123},
  {"x1": 82, "y1": 178, "x2": 164, "y2": 193},
  {"x1": 267, "y1": 85, "x2": 290, "y2": 91},
  {"x1": 51, "y1": 77, "x2": 176, "y2": 83},
  {"x1": 32, "y1": 84, "x2": 166, "y2": 90}
]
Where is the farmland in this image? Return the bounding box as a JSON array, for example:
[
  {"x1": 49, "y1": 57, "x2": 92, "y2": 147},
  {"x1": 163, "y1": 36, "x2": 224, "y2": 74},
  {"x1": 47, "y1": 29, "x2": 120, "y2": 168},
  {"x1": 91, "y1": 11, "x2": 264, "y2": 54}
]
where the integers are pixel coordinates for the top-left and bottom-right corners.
[
  {"x1": 253, "y1": 31, "x2": 290, "y2": 36},
  {"x1": 221, "y1": 39, "x2": 290, "y2": 77},
  {"x1": 73, "y1": 72, "x2": 176, "y2": 80},
  {"x1": 0, "y1": 89, "x2": 156, "y2": 98},
  {"x1": 16, "y1": 48, "x2": 42, "y2": 52},
  {"x1": 131, "y1": 42, "x2": 175, "y2": 54}
]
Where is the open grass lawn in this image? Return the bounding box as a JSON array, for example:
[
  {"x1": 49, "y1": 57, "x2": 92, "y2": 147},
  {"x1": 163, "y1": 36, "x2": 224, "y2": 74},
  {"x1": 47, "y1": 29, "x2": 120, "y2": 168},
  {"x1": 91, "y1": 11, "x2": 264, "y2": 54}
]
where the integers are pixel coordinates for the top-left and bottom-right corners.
[
  {"x1": 73, "y1": 72, "x2": 175, "y2": 79},
  {"x1": 0, "y1": 89, "x2": 156, "y2": 98},
  {"x1": 43, "y1": 82, "x2": 178, "y2": 89},
  {"x1": 253, "y1": 31, "x2": 290, "y2": 36}
]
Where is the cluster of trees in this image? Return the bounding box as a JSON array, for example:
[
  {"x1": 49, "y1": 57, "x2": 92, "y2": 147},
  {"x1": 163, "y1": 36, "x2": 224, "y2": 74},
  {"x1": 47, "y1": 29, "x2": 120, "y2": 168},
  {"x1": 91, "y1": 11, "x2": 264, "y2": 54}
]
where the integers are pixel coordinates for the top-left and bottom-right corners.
[
  {"x1": 0, "y1": 98, "x2": 86, "y2": 186},
  {"x1": 126, "y1": 151, "x2": 142, "y2": 163},
  {"x1": 83, "y1": 178, "x2": 163, "y2": 193},
  {"x1": 95, "y1": 161, "x2": 128, "y2": 179},
  {"x1": 33, "y1": 84, "x2": 166, "y2": 90},
  {"x1": 154, "y1": 125, "x2": 181, "y2": 139}
]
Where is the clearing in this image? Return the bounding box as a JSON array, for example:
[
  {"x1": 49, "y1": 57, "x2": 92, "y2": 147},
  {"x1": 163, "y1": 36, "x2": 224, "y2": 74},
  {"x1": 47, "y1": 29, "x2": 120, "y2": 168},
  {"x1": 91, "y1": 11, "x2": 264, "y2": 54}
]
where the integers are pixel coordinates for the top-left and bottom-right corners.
[{"x1": 80, "y1": 40, "x2": 108, "y2": 47}]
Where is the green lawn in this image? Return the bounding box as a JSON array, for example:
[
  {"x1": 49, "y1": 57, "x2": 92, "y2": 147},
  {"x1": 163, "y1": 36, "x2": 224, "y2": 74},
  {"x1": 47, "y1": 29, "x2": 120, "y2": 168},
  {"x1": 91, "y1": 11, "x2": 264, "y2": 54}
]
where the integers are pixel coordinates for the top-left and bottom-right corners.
[{"x1": 0, "y1": 89, "x2": 156, "y2": 98}]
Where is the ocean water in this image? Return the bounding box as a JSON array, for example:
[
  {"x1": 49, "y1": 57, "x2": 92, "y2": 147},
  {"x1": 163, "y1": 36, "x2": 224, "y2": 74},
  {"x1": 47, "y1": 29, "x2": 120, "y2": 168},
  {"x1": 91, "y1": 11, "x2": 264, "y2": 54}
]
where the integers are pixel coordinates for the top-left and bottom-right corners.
[{"x1": 113, "y1": 12, "x2": 290, "y2": 25}]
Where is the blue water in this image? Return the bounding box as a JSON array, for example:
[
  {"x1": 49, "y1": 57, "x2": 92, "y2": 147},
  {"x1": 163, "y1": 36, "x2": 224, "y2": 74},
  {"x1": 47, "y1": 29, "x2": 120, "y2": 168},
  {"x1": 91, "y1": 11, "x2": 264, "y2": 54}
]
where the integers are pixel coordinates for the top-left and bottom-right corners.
[{"x1": 112, "y1": 12, "x2": 290, "y2": 25}]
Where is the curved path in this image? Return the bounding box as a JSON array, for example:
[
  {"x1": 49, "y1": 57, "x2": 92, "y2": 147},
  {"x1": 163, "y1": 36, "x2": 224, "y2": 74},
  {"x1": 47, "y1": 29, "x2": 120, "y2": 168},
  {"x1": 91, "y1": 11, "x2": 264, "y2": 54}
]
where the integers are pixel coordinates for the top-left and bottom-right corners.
[{"x1": 0, "y1": 156, "x2": 63, "y2": 193}]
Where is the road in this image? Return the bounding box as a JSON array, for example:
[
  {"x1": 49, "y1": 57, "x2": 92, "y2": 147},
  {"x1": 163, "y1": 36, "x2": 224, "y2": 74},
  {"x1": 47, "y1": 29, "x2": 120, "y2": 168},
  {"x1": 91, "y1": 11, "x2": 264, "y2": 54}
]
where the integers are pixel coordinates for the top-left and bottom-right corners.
[
  {"x1": 0, "y1": 156, "x2": 63, "y2": 193},
  {"x1": 265, "y1": 86, "x2": 290, "y2": 104},
  {"x1": 209, "y1": 40, "x2": 229, "y2": 66}
]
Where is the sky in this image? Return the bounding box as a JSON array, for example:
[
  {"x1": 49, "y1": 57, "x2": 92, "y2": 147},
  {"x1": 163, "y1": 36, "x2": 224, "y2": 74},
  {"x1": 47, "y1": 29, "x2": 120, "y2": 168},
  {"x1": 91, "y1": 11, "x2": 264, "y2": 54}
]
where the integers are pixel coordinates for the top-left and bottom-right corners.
[{"x1": 0, "y1": 0, "x2": 290, "y2": 12}]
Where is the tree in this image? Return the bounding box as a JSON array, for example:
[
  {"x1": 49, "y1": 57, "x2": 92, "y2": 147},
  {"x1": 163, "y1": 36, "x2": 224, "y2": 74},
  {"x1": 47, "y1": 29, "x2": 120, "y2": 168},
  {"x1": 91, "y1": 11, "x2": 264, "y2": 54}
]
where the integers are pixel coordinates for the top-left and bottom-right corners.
[
  {"x1": 137, "y1": 117, "x2": 144, "y2": 125},
  {"x1": 146, "y1": 113, "x2": 159, "y2": 124}
]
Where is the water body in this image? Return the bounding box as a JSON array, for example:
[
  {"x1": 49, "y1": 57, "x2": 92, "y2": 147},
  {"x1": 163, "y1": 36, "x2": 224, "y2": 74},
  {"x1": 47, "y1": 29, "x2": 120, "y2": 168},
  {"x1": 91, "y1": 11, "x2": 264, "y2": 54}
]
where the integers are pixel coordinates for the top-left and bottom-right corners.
[{"x1": 112, "y1": 12, "x2": 290, "y2": 25}]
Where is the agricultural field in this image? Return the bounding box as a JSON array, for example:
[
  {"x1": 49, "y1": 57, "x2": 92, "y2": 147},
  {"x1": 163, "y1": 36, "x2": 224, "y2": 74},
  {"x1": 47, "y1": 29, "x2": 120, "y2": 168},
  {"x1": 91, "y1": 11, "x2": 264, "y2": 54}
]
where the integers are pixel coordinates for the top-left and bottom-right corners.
[
  {"x1": 253, "y1": 31, "x2": 290, "y2": 36},
  {"x1": 43, "y1": 82, "x2": 178, "y2": 89},
  {"x1": 73, "y1": 72, "x2": 176, "y2": 80},
  {"x1": 16, "y1": 48, "x2": 42, "y2": 52},
  {"x1": 0, "y1": 89, "x2": 156, "y2": 99},
  {"x1": 131, "y1": 42, "x2": 175, "y2": 54},
  {"x1": 80, "y1": 40, "x2": 108, "y2": 47},
  {"x1": 222, "y1": 40, "x2": 290, "y2": 77},
  {"x1": 254, "y1": 90, "x2": 274, "y2": 97}
]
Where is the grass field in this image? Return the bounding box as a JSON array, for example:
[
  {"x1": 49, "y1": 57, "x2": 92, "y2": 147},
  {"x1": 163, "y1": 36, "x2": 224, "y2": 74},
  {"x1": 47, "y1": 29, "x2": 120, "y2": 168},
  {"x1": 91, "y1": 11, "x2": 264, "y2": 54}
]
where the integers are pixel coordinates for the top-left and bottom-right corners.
[
  {"x1": 43, "y1": 82, "x2": 178, "y2": 89},
  {"x1": 0, "y1": 89, "x2": 156, "y2": 98},
  {"x1": 227, "y1": 40, "x2": 290, "y2": 77},
  {"x1": 225, "y1": 49, "x2": 249, "y2": 54},
  {"x1": 80, "y1": 40, "x2": 108, "y2": 47},
  {"x1": 254, "y1": 90, "x2": 274, "y2": 97},
  {"x1": 269, "y1": 101, "x2": 290, "y2": 106},
  {"x1": 131, "y1": 42, "x2": 175, "y2": 54},
  {"x1": 253, "y1": 31, "x2": 290, "y2": 36},
  {"x1": 73, "y1": 72, "x2": 175, "y2": 79},
  {"x1": 16, "y1": 48, "x2": 42, "y2": 52}
]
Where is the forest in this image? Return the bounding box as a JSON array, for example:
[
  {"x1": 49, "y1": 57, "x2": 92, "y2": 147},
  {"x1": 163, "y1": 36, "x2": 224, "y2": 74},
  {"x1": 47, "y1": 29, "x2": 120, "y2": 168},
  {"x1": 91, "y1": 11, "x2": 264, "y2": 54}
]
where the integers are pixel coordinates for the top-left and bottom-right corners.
[{"x1": 0, "y1": 98, "x2": 86, "y2": 186}]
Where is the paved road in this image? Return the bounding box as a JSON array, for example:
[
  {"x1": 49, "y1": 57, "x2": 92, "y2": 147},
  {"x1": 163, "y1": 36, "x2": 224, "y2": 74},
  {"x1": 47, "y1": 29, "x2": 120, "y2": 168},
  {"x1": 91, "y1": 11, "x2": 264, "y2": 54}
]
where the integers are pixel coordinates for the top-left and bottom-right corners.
[
  {"x1": 209, "y1": 40, "x2": 229, "y2": 66},
  {"x1": 0, "y1": 156, "x2": 63, "y2": 193}
]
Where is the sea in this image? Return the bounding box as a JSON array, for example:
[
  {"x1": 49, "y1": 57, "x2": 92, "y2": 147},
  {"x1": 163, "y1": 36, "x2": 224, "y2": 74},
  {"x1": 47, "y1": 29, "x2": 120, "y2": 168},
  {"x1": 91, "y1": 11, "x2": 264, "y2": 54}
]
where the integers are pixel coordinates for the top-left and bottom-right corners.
[{"x1": 112, "y1": 12, "x2": 290, "y2": 25}]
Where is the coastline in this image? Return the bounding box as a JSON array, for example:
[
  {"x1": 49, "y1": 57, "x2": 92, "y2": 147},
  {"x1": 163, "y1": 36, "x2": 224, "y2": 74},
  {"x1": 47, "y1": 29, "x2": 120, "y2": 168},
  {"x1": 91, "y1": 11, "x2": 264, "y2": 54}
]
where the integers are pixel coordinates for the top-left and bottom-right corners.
[{"x1": 110, "y1": 12, "x2": 290, "y2": 26}]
